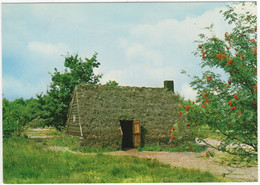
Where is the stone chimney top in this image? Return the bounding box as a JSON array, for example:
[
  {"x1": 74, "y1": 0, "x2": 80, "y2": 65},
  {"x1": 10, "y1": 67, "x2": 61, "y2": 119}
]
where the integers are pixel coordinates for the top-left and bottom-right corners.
[{"x1": 164, "y1": 80, "x2": 174, "y2": 92}]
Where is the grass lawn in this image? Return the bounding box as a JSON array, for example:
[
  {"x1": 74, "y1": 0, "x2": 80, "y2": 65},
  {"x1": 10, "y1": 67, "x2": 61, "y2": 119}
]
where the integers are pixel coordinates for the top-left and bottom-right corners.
[{"x1": 3, "y1": 136, "x2": 234, "y2": 183}]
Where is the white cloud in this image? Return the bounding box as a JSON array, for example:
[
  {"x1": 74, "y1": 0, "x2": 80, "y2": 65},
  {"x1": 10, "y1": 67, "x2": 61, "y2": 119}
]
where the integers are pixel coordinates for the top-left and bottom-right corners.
[
  {"x1": 180, "y1": 83, "x2": 197, "y2": 101},
  {"x1": 100, "y1": 64, "x2": 180, "y2": 89},
  {"x1": 130, "y1": 7, "x2": 231, "y2": 47},
  {"x1": 28, "y1": 41, "x2": 69, "y2": 58},
  {"x1": 126, "y1": 44, "x2": 163, "y2": 66},
  {"x1": 27, "y1": 41, "x2": 70, "y2": 72},
  {"x1": 99, "y1": 69, "x2": 126, "y2": 86}
]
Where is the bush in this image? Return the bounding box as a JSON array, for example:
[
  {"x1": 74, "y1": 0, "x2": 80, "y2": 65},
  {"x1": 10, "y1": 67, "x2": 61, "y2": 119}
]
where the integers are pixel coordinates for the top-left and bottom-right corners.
[{"x1": 3, "y1": 98, "x2": 39, "y2": 138}]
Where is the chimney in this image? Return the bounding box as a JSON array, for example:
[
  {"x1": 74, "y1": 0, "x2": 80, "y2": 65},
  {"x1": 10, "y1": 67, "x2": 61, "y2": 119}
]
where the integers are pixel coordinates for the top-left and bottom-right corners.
[{"x1": 164, "y1": 80, "x2": 174, "y2": 92}]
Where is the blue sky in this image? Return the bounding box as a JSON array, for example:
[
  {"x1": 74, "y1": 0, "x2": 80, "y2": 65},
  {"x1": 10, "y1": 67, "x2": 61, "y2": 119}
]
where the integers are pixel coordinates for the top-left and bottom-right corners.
[{"x1": 2, "y1": 1, "x2": 256, "y2": 100}]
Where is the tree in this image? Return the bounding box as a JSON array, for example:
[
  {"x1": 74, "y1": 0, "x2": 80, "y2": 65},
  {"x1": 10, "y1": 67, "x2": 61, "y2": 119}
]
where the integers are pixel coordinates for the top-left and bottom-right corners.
[
  {"x1": 37, "y1": 53, "x2": 102, "y2": 130},
  {"x1": 176, "y1": 2, "x2": 257, "y2": 166}
]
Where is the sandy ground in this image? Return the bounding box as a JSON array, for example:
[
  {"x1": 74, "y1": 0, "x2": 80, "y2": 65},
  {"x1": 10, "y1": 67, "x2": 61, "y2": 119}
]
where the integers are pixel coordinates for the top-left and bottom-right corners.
[
  {"x1": 29, "y1": 128, "x2": 54, "y2": 131},
  {"x1": 26, "y1": 128, "x2": 56, "y2": 138},
  {"x1": 106, "y1": 149, "x2": 257, "y2": 182}
]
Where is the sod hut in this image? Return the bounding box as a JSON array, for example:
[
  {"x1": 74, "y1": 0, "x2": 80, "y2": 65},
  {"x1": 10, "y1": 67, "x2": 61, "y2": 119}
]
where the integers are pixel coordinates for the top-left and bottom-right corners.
[{"x1": 66, "y1": 81, "x2": 183, "y2": 149}]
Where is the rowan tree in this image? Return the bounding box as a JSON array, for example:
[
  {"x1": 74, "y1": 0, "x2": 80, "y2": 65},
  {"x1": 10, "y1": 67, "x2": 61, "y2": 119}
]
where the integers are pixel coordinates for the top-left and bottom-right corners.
[{"x1": 170, "y1": 2, "x2": 257, "y2": 166}]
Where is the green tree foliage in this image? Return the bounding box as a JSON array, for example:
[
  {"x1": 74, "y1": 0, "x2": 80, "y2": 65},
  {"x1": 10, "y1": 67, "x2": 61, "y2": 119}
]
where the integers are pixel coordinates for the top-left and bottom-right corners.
[
  {"x1": 3, "y1": 98, "x2": 39, "y2": 138},
  {"x1": 105, "y1": 80, "x2": 119, "y2": 87},
  {"x1": 37, "y1": 53, "x2": 102, "y2": 130},
  {"x1": 173, "y1": 3, "x2": 257, "y2": 165}
]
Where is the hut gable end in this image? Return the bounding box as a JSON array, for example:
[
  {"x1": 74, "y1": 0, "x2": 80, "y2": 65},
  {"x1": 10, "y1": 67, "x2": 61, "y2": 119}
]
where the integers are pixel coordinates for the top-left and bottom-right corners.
[{"x1": 66, "y1": 88, "x2": 82, "y2": 137}]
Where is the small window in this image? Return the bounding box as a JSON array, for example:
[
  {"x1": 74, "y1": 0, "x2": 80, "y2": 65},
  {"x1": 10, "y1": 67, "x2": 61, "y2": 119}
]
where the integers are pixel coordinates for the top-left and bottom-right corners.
[{"x1": 73, "y1": 115, "x2": 76, "y2": 123}]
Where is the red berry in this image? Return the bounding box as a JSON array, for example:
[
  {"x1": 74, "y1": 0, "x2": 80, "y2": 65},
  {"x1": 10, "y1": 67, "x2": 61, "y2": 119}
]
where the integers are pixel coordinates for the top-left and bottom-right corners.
[
  {"x1": 227, "y1": 59, "x2": 233, "y2": 66},
  {"x1": 206, "y1": 76, "x2": 212, "y2": 82},
  {"x1": 231, "y1": 106, "x2": 236, "y2": 110},
  {"x1": 233, "y1": 94, "x2": 240, "y2": 100}
]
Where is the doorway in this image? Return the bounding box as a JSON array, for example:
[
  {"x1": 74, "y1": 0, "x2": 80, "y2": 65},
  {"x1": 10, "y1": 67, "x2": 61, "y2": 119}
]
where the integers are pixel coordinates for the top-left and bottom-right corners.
[
  {"x1": 120, "y1": 120, "x2": 141, "y2": 149},
  {"x1": 120, "y1": 120, "x2": 133, "y2": 149}
]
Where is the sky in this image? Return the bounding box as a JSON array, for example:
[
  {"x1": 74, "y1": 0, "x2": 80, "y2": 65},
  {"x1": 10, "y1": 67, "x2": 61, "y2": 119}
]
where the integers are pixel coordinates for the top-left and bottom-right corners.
[{"x1": 1, "y1": 1, "x2": 257, "y2": 101}]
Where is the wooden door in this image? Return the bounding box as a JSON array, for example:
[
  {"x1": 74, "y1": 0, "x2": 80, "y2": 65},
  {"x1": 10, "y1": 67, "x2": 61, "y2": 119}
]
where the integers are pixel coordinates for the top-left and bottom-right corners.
[{"x1": 132, "y1": 121, "x2": 141, "y2": 147}]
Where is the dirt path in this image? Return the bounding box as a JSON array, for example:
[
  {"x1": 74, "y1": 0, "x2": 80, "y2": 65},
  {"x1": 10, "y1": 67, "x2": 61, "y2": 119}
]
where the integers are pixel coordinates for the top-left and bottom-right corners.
[
  {"x1": 104, "y1": 138, "x2": 258, "y2": 182},
  {"x1": 106, "y1": 149, "x2": 257, "y2": 182},
  {"x1": 26, "y1": 128, "x2": 57, "y2": 139}
]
